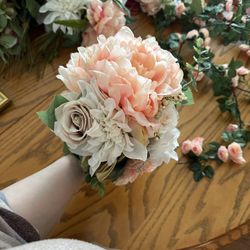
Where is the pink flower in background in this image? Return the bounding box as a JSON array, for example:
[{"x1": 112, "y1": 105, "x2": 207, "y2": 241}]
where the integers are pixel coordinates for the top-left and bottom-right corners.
[
  {"x1": 236, "y1": 66, "x2": 250, "y2": 76},
  {"x1": 239, "y1": 44, "x2": 250, "y2": 52},
  {"x1": 231, "y1": 75, "x2": 239, "y2": 87},
  {"x1": 175, "y1": 2, "x2": 186, "y2": 17},
  {"x1": 191, "y1": 137, "x2": 204, "y2": 156},
  {"x1": 246, "y1": 7, "x2": 250, "y2": 15},
  {"x1": 137, "y1": 0, "x2": 162, "y2": 16},
  {"x1": 228, "y1": 142, "x2": 246, "y2": 165},
  {"x1": 186, "y1": 30, "x2": 199, "y2": 39},
  {"x1": 193, "y1": 17, "x2": 206, "y2": 27},
  {"x1": 87, "y1": 0, "x2": 126, "y2": 37},
  {"x1": 217, "y1": 146, "x2": 229, "y2": 162},
  {"x1": 247, "y1": 50, "x2": 250, "y2": 57},
  {"x1": 222, "y1": 11, "x2": 234, "y2": 21},
  {"x1": 199, "y1": 28, "x2": 209, "y2": 38},
  {"x1": 226, "y1": 123, "x2": 238, "y2": 132},
  {"x1": 181, "y1": 140, "x2": 192, "y2": 154},
  {"x1": 225, "y1": 0, "x2": 233, "y2": 12},
  {"x1": 82, "y1": 27, "x2": 98, "y2": 47},
  {"x1": 192, "y1": 65, "x2": 205, "y2": 82},
  {"x1": 241, "y1": 15, "x2": 247, "y2": 23},
  {"x1": 181, "y1": 137, "x2": 204, "y2": 156}
]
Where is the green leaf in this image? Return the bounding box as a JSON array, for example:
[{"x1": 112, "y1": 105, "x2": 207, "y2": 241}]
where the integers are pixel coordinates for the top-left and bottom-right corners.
[
  {"x1": 193, "y1": 171, "x2": 204, "y2": 182},
  {"x1": 0, "y1": 35, "x2": 17, "y2": 49},
  {"x1": 54, "y1": 19, "x2": 87, "y2": 29},
  {"x1": 63, "y1": 143, "x2": 71, "y2": 155},
  {"x1": 37, "y1": 95, "x2": 69, "y2": 130},
  {"x1": 181, "y1": 87, "x2": 194, "y2": 106},
  {"x1": 0, "y1": 15, "x2": 7, "y2": 32},
  {"x1": 190, "y1": 162, "x2": 202, "y2": 172},
  {"x1": 203, "y1": 166, "x2": 214, "y2": 179},
  {"x1": 208, "y1": 141, "x2": 220, "y2": 150},
  {"x1": 26, "y1": 0, "x2": 40, "y2": 18},
  {"x1": 97, "y1": 182, "x2": 105, "y2": 197}
]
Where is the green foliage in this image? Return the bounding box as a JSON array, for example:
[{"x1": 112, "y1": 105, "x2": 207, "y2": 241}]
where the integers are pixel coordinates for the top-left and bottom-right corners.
[
  {"x1": 54, "y1": 19, "x2": 87, "y2": 30},
  {"x1": 181, "y1": 87, "x2": 194, "y2": 106},
  {"x1": 37, "y1": 95, "x2": 69, "y2": 130},
  {"x1": 84, "y1": 168, "x2": 106, "y2": 197},
  {"x1": 25, "y1": 0, "x2": 40, "y2": 18}
]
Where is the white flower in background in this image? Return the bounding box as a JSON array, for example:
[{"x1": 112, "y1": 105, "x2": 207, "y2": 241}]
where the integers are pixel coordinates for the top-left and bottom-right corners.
[
  {"x1": 72, "y1": 81, "x2": 147, "y2": 176},
  {"x1": 39, "y1": 0, "x2": 89, "y2": 34},
  {"x1": 148, "y1": 104, "x2": 180, "y2": 167}
]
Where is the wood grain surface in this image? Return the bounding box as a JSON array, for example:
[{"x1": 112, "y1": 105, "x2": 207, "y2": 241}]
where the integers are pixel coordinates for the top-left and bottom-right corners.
[{"x1": 0, "y1": 14, "x2": 250, "y2": 250}]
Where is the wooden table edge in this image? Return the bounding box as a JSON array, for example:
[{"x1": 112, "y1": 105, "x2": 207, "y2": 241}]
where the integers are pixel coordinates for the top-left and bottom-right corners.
[{"x1": 179, "y1": 220, "x2": 250, "y2": 250}]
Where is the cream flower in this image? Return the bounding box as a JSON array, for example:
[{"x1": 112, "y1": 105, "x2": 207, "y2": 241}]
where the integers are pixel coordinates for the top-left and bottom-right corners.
[
  {"x1": 74, "y1": 81, "x2": 147, "y2": 176},
  {"x1": 54, "y1": 98, "x2": 93, "y2": 150},
  {"x1": 39, "y1": 0, "x2": 89, "y2": 34},
  {"x1": 148, "y1": 103, "x2": 180, "y2": 167}
]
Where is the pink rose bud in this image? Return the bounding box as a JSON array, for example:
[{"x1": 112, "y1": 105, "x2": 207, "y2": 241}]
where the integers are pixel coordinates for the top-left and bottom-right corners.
[
  {"x1": 222, "y1": 11, "x2": 234, "y2": 21},
  {"x1": 204, "y1": 37, "x2": 211, "y2": 47},
  {"x1": 181, "y1": 140, "x2": 192, "y2": 154},
  {"x1": 186, "y1": 29, "x2": 199, "y2": 39},
  {"x1": 231, "y1": 75, "x2": 239, "y2": 87},
  {"x1": 217, "y1": 146, "x2": 229, "y2": 162},
  {"x1": 241, "y1": 15, "x2": 247, "y2": 23},
  {"x1": 239, "y1": 44, "x2": 250, "y2": 52},
  {"x1": 226, "y1": 123, "x2": 239, "y2": 132},
  {"x1": 175, "y1": 2, "x2": 186, "y2": 17},
  {"x1": 225, "y1": 0, "x2": 233, "y2": 12},
  {"x1": 228, "y1": 142, "x2": 246, "y2": 165},
  {"x1": 236, "y1": 66, "x2": 250, "y2": 76},
  {"x1": 191, "y1": 137, "x2": 204, "y2": 156},
  {"x1": 199, "y1": 28, "x2": 209, "y2": 38},
  {"x1": 192, "y1": 65, "x2": 205, "y2": 82}
]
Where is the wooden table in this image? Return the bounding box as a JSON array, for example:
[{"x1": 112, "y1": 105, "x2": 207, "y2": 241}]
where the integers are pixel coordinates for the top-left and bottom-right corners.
[{"x1": 0, "y1": 14, "x2": 250, "y2": 250}]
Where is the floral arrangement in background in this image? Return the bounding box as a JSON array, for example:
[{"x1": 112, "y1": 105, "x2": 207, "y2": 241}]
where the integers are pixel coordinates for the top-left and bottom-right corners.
[
  {"x1": 0, "y1": 0, "x2": 129, "y2": 76},
  {"x1": 38, "y1": 27, "x2": 193, "y2": 195},
  {"x1": 135, "y1": 0, "x2": 250, "y2": 47},
  {"x1": 155, "y1": 20, "x2": 250, "y2": 180}
]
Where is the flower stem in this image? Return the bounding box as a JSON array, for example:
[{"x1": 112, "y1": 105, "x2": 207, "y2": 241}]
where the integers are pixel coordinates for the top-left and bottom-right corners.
[{"x1": 232, "y1": 87, "x2": 244, "y2": 128}]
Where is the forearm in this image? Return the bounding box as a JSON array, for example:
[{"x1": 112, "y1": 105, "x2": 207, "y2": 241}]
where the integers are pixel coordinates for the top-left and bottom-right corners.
[{"x1": 2, "y1": 155, "x2": 83, "y2": 238}]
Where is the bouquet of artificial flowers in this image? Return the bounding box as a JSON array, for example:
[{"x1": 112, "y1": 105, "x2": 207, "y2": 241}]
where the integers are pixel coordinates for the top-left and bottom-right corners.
[{"x1": 38, "y1": 27, "x2": 186, "y2": 194}]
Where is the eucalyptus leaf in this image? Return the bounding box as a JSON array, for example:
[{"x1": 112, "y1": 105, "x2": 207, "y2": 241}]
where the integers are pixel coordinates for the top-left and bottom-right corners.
[
  {"x1": 0, "y1": 35, "x2": 17, "y2": 49},
  {"x1": 0, "y1": 15, "x2": 7, "y2": 32},
  {"x1": 37, "y1": 95, "x2": 69, "y2": 130}
]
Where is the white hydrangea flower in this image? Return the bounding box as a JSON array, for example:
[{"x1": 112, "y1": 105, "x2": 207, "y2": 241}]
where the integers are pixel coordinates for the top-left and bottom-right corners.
[
  {"x1": 39, "y1": 0, "x2": 89, "y2": 34},
  {"x1": 148, "y1": 103, "x2": 180, "y2": 167},
  {"x1": 71, "y1": 80, "x2": 147, "y2": 176}
]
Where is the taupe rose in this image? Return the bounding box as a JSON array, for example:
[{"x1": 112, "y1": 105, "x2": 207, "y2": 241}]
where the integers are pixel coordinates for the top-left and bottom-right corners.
[{"x1": 54, "y1": 99, "x2": 93, "y2": 150}]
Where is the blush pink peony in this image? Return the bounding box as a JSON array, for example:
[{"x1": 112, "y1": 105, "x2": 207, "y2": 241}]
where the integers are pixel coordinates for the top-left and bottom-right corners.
[
  {"x1": 58, "y1": 27, "x2": 183, "y2": 132},
  {"x1": 86, "y1": 0, "x2": 126, "y2": 37}
]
